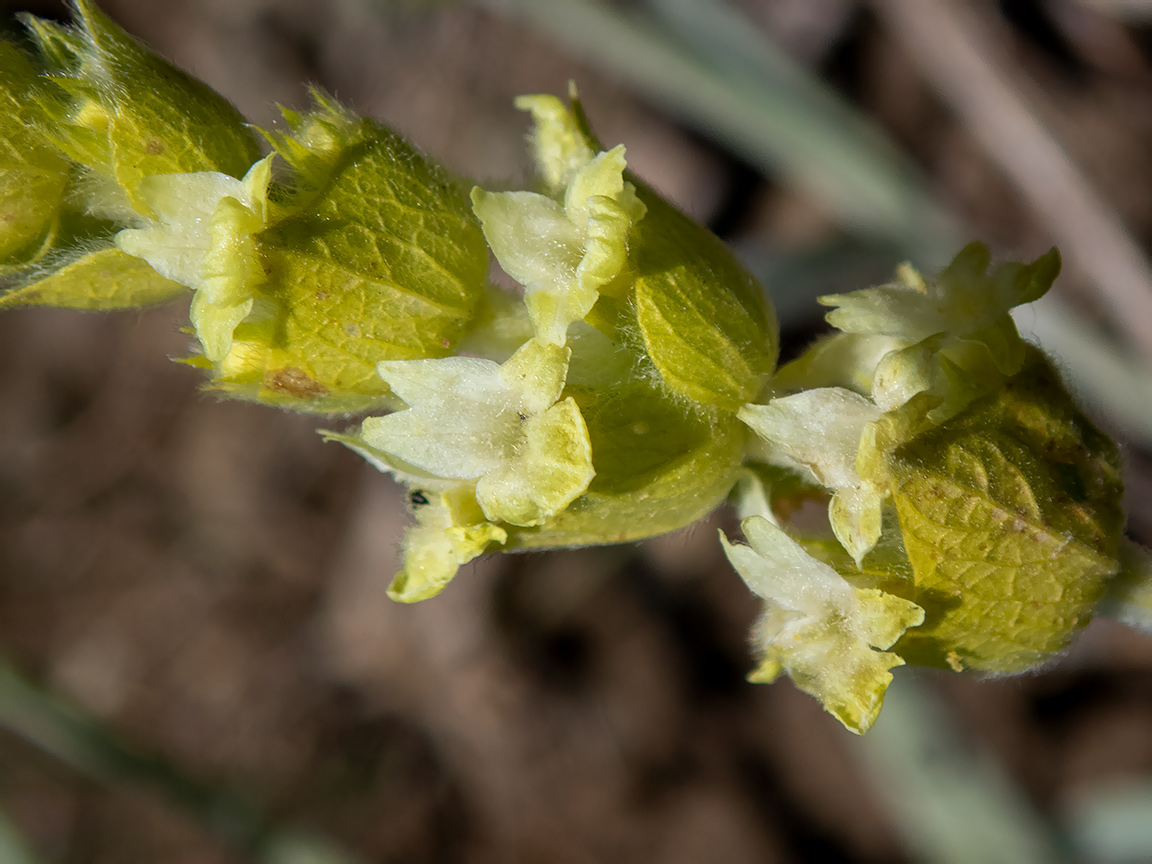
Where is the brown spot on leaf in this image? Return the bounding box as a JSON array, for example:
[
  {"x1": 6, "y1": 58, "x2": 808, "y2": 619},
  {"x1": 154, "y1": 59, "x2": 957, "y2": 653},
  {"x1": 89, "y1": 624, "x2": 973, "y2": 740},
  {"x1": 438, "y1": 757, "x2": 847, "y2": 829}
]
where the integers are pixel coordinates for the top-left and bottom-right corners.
[
  {"x1": 265, "y1": 367, "x2": 328, "y2": 398},
  {"x1": 144, "y1": 138, "x2": 166, "y2": 156}
]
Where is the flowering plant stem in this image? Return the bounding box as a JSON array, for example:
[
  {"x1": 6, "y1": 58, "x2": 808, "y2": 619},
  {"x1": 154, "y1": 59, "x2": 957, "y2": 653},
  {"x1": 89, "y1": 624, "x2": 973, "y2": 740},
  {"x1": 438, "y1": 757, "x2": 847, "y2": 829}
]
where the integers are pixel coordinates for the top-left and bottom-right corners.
[{"x1": 0, "y1": 1, "x2": 1149, "y2": 735}]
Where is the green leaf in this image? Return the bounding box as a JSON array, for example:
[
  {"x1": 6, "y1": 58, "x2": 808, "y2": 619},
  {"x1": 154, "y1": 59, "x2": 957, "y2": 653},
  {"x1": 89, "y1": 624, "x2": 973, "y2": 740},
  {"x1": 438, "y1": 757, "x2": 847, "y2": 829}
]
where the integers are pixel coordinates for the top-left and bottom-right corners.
[
  {"x1": 865, "y1": 347, "x2": 1125, "y2": 672},
  {"x1": 0, "y1": 247, "x2": 185, "y2": 310}
]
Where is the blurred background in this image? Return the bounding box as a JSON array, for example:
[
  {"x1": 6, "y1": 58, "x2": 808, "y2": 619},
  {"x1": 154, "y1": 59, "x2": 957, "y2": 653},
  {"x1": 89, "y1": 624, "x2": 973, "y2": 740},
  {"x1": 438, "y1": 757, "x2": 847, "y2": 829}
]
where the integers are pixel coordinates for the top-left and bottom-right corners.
[{"x1": 3, "y1": 0, "x2": 1152, "y2": 861}]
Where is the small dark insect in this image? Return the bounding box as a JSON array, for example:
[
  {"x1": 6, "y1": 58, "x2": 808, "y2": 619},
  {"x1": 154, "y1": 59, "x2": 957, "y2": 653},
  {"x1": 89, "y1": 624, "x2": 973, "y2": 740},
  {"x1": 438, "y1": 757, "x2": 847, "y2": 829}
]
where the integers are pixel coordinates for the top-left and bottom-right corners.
[{"x1": 409, "y1": 490, "x2": 429, "y2": 508}]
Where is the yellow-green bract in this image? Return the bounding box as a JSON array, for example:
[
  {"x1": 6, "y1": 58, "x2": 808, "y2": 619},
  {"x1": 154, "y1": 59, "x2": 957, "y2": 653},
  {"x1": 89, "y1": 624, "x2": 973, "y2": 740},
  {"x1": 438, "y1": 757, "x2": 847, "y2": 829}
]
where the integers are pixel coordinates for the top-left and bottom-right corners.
[
  {"x1": 0, "y1": 43, "x2": 70, "y2": 265},
  {"x1": 871, "y1": 348, "x2": 1124, "y2": 673},
  {"x1": 206, "y1": 96, "x2": 489, "y2": 412},
  {"x1": 23, "y1": 0, "x2": 261, "y2": 202}
]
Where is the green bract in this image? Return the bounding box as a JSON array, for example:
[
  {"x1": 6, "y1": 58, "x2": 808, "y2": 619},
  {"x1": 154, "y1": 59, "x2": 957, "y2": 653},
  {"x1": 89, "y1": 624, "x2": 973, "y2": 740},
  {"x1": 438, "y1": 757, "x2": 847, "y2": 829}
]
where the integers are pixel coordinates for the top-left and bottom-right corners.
[
  {"x1": 22, "y1": 0, "x2": 261, "y2": 210},
  {"x1": 630, "y1": 187, "x2": 778, "y2": 409},
  {"x1": 205, "y1": 96, "x2": 489, "y2": 412},
  {"x1": 0, "y1": 248, "x2": 183, "y2": 310},
  {"x1": 0, "y1": 1, "x2": 1145, "y2": 737},
  {"x1": 3, "y1": 0, "x2": 259, "y2": 309},
  {"x1": 509, "y1": 371, "x2": 748, "y2": 550},
  {"x1": 866, "y1": 348, "x2": 1124, "y2": 672},
  {"x1": 0, "y1": 43, "x2": 70, "y2": 265}
]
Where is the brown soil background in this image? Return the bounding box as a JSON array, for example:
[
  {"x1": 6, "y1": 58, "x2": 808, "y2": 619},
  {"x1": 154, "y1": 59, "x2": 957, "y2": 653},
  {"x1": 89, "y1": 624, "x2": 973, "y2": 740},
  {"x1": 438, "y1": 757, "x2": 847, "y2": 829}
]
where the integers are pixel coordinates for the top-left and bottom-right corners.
[{"x1": 3, "y1": 1, "x2": 1152, "y2": 862}]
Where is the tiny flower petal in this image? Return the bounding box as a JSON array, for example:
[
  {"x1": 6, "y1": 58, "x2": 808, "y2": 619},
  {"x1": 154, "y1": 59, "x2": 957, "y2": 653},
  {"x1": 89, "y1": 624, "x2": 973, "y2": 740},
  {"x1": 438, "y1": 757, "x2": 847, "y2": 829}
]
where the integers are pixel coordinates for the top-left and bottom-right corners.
[
  {"x1": 819, "y1": 243, "x2": 1060, "y2": 380},
  {"x1": 499, "y1": 337, "x2": 568, "y2": 413},
  {"x1": 474, "y1": 399, "x2": 595, "y2": 527},
  {"x1": 366, "y1": 356, "x2": 514, "y2": 479},
  {"x1": 470, "y1": 190, "x2": 583, "y2": 290},
  {"x1": 722, "y1": 516, "x2": 924, "y2": 734},
  {"x1": 115, "y1": 171, "x2": 246, "y2": 286},
  {"x1": 740, "y1": 388, "x2": 886, "y2": 564},
  {"x1": 771, "y1": 332, "x2": 906, "y2": 396},
  {"x1": 521, "y1": 397, "x2": 596, "y2": 515},
  {"x1": 366, "y1": 339, "x2": 594, "y2": 527},
  {"x1": 829, "y1": 485, "x2": 884, "y2": 567},
  {"x1": 471, "y1": 145, "x2": 644, "y2": 346},
  {"x1": 115, "y1": 155, "x2": 274, "y2": 360},
  {"x1": 514, "y1": 92, "x2": 596, "y2": 192},
  {"x1": 563, "y1": 146, "x2": 629, "y2": 227},
  {"x1": 870, "y1": 338, "x2": 940, "y2": 412},
  {"x1": 739, "y1": 388, "x2": 881, "y2": 489}
]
